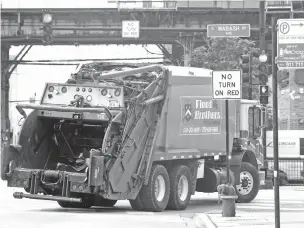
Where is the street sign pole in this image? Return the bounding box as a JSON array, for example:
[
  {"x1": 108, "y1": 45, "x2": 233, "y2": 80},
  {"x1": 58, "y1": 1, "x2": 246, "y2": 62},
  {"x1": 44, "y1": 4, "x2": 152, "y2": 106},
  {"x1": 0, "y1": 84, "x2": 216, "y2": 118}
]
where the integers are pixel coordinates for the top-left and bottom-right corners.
[
  {"x1": 272, "y1": 16, "x2": 280, "y2": 228},
  {"x1": 212, "y1": 70, "x2": 241, "y2": 218},
  {"x1": 225, "y1": 99, "x2": 230, "y2": 184},
  {"x1": 212, "y1": 70, "x2": 242, "y2": 185}
]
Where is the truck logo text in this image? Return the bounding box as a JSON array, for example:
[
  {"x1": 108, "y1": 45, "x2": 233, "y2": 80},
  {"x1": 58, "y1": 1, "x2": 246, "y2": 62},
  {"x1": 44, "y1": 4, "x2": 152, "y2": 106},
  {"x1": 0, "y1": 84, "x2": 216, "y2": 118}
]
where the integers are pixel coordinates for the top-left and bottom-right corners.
[{"x1": 180, "y1": 96, "x2": 222, "y2": 135}]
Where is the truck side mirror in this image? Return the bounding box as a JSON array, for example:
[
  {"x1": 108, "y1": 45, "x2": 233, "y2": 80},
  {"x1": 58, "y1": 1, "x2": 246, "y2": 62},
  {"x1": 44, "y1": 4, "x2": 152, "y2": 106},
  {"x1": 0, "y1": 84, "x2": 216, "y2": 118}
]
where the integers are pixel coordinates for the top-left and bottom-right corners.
[{"x1": 248, "y1": 106, "x2": 261, "y2": 139}]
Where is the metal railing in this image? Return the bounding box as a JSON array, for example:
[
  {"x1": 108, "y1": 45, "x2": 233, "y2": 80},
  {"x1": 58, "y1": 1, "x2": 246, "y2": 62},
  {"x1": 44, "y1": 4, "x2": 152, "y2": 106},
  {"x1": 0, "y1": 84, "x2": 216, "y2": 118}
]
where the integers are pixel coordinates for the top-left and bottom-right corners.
[
  {"x1": 267, "y1": 157, "x2": 304, "y2": 185},
  {"x1": 115, "y1": 1, "x2": 178, "y2": 10},
  {"x1": 109, "y1": 0, "x2": 261, "y2": 10}
]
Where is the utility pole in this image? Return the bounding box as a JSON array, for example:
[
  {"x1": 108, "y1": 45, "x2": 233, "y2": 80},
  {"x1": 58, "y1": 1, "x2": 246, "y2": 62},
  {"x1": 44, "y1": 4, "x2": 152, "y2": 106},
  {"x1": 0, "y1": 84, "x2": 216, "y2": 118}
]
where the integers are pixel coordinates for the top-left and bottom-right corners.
[
  {"x1": 271, "y1": 16, "x2": 280, "y2": 228},
  {"x1": 259, "y1": 1, "x2": 266, "y2": 51},
  {"x1": 259, "y1": 0, "x2": 269, "y2": 183}
]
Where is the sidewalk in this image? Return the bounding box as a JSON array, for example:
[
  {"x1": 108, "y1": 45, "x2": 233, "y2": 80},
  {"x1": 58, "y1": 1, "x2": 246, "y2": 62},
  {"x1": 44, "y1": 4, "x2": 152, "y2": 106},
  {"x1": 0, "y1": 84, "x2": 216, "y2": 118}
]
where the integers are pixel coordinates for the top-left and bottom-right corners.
[
  {"x1": 194, "y1": 212, "x2": 304, "y2": 228},
  {"x1": 194, "y1": 186, "x2": 304, "y2": 228}
]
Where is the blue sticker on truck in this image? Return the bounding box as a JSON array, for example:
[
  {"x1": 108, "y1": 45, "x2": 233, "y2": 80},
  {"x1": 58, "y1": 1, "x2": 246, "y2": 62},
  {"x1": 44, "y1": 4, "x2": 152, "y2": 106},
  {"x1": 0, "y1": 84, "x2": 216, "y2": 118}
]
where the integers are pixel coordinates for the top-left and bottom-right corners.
[{"x1": 180, "y1": 96, "x2": 222, "y2": 135}]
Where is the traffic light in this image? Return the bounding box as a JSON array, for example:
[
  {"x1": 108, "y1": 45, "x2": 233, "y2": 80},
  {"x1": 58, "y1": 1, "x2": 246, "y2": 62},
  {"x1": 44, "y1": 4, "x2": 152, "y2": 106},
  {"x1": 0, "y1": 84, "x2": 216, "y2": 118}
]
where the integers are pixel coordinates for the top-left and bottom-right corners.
[
  {"x1": 260, "y1": 85, "x2": 269, "y2": 105},
  {"x1": 240, "y1": 54, "x2": 251, "y2": 84},
  {"x1": 42, "y1": 14, "x2": 53, "y2": 45},
  {"x1": 258, "y1": 62, "x2": 269, "y2": 85}
]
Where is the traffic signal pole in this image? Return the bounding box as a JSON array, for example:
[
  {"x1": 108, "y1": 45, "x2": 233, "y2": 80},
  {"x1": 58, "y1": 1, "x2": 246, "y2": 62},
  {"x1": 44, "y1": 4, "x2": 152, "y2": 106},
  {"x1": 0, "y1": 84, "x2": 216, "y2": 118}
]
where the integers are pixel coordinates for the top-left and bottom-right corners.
[
  {"x1": 259, "y1": 0, "x2": 269, "y2": 180},
  {"x1": 249, "y1": 57, "x2": 253, "y2": 100}
]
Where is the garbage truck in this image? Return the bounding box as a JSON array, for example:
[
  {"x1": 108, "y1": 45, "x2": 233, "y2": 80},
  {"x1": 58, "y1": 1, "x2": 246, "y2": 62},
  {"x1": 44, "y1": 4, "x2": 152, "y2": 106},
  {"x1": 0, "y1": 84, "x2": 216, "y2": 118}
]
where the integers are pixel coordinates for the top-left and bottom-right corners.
[{"x1": 0, "y1": 64, "x2": 263, "y2": 212}]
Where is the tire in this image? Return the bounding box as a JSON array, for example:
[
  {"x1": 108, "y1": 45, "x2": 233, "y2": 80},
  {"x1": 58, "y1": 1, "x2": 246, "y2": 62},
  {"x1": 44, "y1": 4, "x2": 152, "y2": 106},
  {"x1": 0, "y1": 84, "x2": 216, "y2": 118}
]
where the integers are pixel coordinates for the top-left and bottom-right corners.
[
  {"x1": 129, "y1": 193, "x2": 145, "y2": 211},
  {"x1": 235, "y1": 162, "x2": 260, "y2": 203},
  {"x1": 166, "y1": 165, "x2": 192, "y2": 210},
  {"x1": 140, "y1": 164, "x2": 170, "y2": 212},
  {"x1": 99, "y1": 199, "x2": 117, "y2": 207},
  {"x1": 57, "y1": 200, "x2": 92, "y2": 209}
]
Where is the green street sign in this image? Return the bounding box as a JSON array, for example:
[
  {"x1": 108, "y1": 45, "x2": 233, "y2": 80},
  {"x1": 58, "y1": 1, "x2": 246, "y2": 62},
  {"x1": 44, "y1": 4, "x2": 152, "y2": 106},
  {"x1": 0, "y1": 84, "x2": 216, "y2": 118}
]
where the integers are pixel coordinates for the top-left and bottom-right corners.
[{"x1": 207, "y1": 24, "x2": 251, "y2": 38}]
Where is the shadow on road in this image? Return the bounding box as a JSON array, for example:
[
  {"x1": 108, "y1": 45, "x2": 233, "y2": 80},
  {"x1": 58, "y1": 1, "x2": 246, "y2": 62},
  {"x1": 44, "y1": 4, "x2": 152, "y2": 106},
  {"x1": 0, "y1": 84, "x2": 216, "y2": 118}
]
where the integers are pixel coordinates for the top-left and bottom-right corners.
[{"x1": 26, "y1": 198, "x2": 221, "y2": 214}]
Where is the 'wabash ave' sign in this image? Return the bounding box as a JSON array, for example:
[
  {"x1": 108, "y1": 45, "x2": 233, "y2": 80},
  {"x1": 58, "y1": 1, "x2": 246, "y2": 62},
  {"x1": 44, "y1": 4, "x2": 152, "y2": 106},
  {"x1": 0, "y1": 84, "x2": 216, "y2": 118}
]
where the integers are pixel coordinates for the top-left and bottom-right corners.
[{"x1": 212, "y1": 70, "x2": 242, "y2": 100}]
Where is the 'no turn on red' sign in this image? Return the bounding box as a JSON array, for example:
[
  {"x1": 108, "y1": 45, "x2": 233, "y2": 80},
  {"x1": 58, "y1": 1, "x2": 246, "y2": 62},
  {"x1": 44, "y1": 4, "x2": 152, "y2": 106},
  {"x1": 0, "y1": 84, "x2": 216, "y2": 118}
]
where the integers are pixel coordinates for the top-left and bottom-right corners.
[
  {"x1": 212, "y1": 70, "x2": 242, "y2": 100},
  {"x1": 122, "y1": 20, "x2": 140, "y2": 38}
]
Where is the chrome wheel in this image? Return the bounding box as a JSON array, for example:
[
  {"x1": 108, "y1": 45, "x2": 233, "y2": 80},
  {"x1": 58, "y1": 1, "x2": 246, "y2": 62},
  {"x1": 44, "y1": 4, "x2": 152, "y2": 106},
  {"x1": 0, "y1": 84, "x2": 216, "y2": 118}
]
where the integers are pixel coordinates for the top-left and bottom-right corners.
[
  {"x1": 236, "y1": 171, "x2": 254, "y2": 195},
  {"x1": 154, "y1": 175, "x2": 166, "y2": 202},
  {"x1": 177, "y1": 175, "x2": 189, "y2": 202}
]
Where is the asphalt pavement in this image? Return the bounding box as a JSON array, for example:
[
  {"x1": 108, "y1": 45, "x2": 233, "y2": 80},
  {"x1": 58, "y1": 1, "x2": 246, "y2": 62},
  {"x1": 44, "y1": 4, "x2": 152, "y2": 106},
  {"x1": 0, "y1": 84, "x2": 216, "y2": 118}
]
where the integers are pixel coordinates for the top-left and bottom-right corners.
[
  {"x1": 1, "y1": 180, "x2": 304, "y2": 228},
  {"x1": 0, "y1": 181, "x2": 219, "y2": 228}
]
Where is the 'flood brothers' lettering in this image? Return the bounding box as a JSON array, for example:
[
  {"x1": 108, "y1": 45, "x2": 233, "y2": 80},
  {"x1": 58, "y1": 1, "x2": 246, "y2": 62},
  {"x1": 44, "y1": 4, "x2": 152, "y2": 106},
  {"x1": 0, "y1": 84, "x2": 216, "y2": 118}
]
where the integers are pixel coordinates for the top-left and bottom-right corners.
[{"x1": 194, "y1": 99, "x2": 221, "y2": 120}]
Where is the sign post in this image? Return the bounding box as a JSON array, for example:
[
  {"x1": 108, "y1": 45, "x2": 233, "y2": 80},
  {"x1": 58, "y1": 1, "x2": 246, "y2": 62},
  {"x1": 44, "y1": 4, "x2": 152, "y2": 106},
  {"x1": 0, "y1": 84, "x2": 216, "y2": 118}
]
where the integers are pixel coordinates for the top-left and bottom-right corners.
[
  {"x1": 277, "y1": 18, "x2": 304, "y2": 69},
  {"x1": 272, "y1": 16, "x2": 282, "y2": 228},
  {"x1": 212, "y1": 70, "x2": 242, "y2": 184}
]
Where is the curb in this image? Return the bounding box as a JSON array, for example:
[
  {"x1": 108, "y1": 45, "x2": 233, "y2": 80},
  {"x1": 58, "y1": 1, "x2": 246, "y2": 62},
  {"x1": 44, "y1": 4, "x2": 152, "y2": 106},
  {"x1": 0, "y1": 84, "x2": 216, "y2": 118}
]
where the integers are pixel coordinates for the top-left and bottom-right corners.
[{"x1": 193, "y1": 214, "x2": 216, "y2": 228}]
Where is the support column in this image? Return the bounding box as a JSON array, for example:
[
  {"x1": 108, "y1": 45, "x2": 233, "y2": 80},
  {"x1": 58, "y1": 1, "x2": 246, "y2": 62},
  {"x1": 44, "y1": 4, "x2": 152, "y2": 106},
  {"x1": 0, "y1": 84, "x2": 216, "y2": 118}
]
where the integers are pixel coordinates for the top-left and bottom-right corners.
[
  {"x1": 171, "y1": 43, "x2": 183, "y2": 66},
  {"x1": 182, "y1": 36, "x2": 193, "y2": 67},
  {"x1": 176, "y1": 35, "x2": 194, "y2": 66},
  {"x1": 1, "y1": 45, "x2": 11, "y2": 145}
]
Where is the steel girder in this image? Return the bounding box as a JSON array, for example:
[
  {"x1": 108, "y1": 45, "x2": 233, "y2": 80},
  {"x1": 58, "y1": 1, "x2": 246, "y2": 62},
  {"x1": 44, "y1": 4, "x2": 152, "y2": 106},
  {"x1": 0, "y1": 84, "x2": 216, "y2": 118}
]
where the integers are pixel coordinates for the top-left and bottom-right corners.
[
  {"x1": 1, "y1": 8, "x2": 261, "y2": 46},
  {"x1": 1, "y1": 45, "x2": 33, "y2": 146}
]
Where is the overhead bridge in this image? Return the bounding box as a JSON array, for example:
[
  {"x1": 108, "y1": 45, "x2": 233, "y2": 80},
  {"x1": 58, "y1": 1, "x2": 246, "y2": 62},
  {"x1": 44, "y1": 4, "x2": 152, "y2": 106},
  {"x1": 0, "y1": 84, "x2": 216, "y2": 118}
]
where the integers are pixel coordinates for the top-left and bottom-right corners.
[
  {"x1": 2, "y1": 0, "x2": 304, "y2": 145},
  {"x1": 1, "y1": 1, "x2": 264, "y2": 46}
]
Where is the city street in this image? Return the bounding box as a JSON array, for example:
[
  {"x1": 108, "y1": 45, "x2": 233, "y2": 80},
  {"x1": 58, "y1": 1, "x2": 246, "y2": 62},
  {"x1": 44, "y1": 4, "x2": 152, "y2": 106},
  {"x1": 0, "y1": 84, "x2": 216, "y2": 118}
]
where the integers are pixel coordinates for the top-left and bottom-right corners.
[
  {"x1": 1, "y1": 2, "x2": 304, "y2": 228},
  {"x1": 1, "y1": 180, "x2": 304, "y2": 228}
]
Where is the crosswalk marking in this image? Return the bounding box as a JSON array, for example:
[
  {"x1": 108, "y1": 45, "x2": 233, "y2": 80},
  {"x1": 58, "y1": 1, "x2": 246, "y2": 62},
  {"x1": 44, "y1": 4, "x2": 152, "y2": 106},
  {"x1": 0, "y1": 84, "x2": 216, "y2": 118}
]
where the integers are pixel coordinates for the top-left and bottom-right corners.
[
  {"x1": 250, "y1": 200, "x2": 303, "y2": 204},
  {"x1": 237, "y1": 205, "x2": 303, "y2": 211},
  {"x1": 236, "y1": 199, "x2": 304, "y2": 212}
]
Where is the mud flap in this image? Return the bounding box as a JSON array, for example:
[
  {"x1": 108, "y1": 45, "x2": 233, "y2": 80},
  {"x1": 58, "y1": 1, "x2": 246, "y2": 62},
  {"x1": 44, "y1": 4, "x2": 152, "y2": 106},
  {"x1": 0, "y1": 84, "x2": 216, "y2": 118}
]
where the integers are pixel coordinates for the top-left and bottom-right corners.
[{"x1": 1, "y1": 145, "x2": 21, "y2": 180}]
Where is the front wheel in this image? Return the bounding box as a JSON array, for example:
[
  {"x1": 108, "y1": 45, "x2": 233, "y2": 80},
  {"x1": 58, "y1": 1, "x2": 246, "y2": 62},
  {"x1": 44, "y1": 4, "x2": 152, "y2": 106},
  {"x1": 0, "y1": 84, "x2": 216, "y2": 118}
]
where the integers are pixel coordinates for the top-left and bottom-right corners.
[{"x1": 235, "y1": 162, "x2": 260, "y2": 203}]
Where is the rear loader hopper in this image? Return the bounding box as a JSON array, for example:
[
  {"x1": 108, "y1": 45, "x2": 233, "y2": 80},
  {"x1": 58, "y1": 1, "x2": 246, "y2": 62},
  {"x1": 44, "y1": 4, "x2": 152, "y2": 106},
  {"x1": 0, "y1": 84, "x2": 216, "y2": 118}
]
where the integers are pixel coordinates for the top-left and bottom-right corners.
[{"x1": 1, "y1": 64, "x2": 261, "y2": 212}]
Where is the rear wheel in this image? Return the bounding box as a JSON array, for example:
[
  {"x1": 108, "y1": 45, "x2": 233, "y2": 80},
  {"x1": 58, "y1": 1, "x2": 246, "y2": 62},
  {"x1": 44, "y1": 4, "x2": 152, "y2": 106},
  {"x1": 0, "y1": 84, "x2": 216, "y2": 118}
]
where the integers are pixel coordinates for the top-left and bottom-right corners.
[
  {"x1": 166, "y1": 165, "x2": 192, "y2": 210},
  {"x1": 235, "y1": 162, "x2": 260, "y2": 203},
  {"x1": 139, "y1": 164, "x2": 170, "y2": 212}
]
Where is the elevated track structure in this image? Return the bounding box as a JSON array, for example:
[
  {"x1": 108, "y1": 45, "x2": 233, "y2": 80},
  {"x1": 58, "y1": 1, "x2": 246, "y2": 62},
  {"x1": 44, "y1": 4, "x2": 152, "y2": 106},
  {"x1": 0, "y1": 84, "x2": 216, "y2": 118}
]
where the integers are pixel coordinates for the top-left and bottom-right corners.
[{"x1": 1, "y1": 0, "x2": 304, "y2": 143}]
